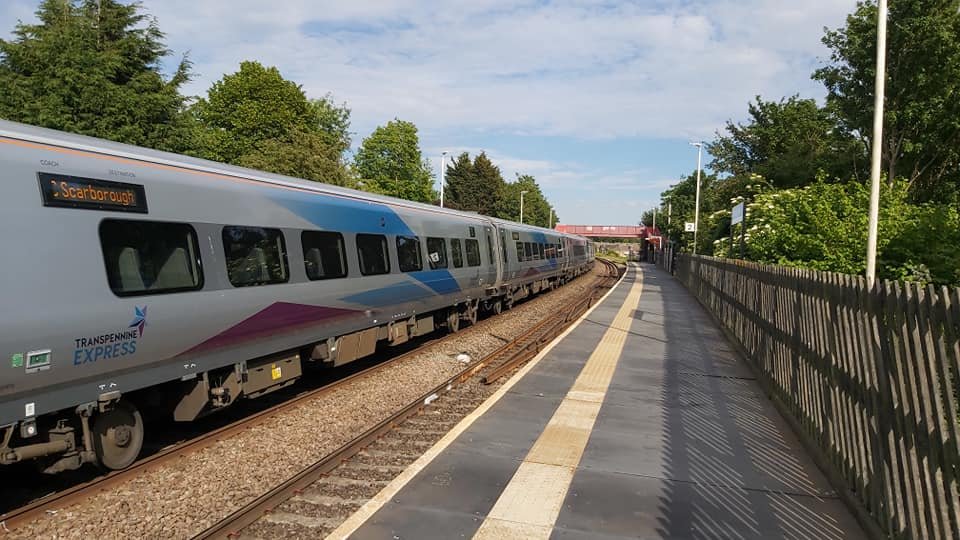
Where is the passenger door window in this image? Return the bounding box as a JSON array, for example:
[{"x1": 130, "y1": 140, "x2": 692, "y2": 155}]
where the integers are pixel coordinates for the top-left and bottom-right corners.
[{"x1": 465, "y1": 239, "x2": 481, "y2": 267}]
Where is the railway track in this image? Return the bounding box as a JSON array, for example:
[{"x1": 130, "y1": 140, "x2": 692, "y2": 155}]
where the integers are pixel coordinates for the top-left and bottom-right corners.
[
  {"x1": 0, "y1": 261, "x2": 621, "y2": 536},
  {"x1": 196, "y1": 259, "x2": 623, "y2": 539}
]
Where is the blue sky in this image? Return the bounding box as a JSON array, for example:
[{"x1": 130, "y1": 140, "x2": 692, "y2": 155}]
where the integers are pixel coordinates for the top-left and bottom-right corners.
[{"x1": 0, "y1": 0, "x2": 857, "y2": 225}]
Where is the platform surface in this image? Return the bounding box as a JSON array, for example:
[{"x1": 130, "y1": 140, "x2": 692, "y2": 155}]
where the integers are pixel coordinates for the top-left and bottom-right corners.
[{"x1": 344, "y1": 264, "x2": 866, "y2": 540}]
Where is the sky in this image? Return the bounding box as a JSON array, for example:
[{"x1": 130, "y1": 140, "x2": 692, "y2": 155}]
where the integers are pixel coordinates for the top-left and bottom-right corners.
[{"x1": 0, "y1": 0, "x2": 858, "y2": 225}]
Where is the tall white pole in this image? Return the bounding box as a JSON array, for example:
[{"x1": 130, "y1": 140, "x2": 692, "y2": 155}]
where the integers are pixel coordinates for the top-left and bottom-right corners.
[
  {"x1": 440, "y1": 151, "x2": 448, "y2": 208},
  {"x1": 549, "y1": 208, "x2": 554, "y2": 228},
  {"x1": 865, "y1": 0, "x2": 887, "y2": 286},
  {"x1": 668, "y1": 201, "x2": 672, "y2": 226},
  {"x1": 691, "y1": 142, "x2": 703, "y2": 255},
  {"x1": 652, "y1": 208, "x2": 657, "y2": 231},
  {"x1": 520, "y1": 191, "x2": 527, "y2": 223}
]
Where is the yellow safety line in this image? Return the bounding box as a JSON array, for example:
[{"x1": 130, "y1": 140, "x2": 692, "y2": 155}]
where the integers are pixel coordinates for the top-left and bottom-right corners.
[
  {"x1": 325, "y1": 264, "x2": 632, "y2": 540},
  {"x1": 473, "y1": 268, "x2": 644, "y2": 540}
]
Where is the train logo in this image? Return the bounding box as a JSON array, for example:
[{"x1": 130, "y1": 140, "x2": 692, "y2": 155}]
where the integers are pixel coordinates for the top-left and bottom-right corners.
[
  {"x1": 129, "y1": 306, "x2": 147, "y2": 337},
  {"x1": 72, "y1": 305, "x2": 146, "y2": 365}
]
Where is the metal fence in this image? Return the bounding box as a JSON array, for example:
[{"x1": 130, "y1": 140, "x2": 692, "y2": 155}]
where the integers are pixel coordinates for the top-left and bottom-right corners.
[{"x1": 675, "y1": 254, "x2": 960, "y2": 540}]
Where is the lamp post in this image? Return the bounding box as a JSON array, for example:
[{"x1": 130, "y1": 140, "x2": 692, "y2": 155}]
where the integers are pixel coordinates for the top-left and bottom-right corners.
[
  {"x1": 440, "y1": 151, "x2": 448, "y2": 208},
  {"x1": 549, "y1": 208, "x2": 555, "y2": 228},
  {"x1": 520, "y1": 190, "x2": 529, "y2": 223},
  {"x1": 690, "y1": 141, "x2": 704, "y2": 255},
  {"x1": 865, "y1": 0, "x2": 887, "y2": 286}
]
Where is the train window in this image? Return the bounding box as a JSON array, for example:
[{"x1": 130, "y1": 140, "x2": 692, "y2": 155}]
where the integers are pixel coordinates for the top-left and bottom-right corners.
[
  {"x1": 524, "y1": 242, "x2": 533, "y2": 260},
  {"x1": 469, "y1": 226, "x2": 476, "y2": 238},
  {"x1": 465, "y1": 239, "x2": 481, "y2": 267},
  {"x1": 223, "y1": 226, "x2": 289, "y2": 287},
  {"x1": 450, "y1": 238, "x2": 464, "y2": 268},
  {"x1": 357, "y1": 234, "x2": 390, "y2": 275},
  {"x1": 539, "y1": 243, "x2": 546, "y2": 260},
  {"x1": 501, "y1": 232, "x2": 508, "y2": 264},
  {"x1": 426, "y1": 237, "x2": 448, "y2": 269},
  {"x1": 396, "y1": 236, "x2": 423, "y2": 272},
  {"x1": 100, "y1": 219, "x2": 203, "y2": 296},
  {"x1": 486, "y1": 235, "x2": 494, "y2": 265},
  {"x1": 301, "y1": 231, "x2": 347, "y2": 281}
]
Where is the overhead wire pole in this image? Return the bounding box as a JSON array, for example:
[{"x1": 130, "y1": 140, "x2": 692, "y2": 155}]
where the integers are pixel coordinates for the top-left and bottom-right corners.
[
  {"x1": 690, "y1": 141, "x2": 704, "y2": 255},
  {"x1": 865, "y1": 0, "x2": 887, "y2": 286},
  {"x1": 440, "y1": 151, "x2": 448, "y2": 208}
]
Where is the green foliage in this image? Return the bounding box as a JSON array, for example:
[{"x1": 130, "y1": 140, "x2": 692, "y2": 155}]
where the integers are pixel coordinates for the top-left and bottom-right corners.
[
  {"x1": 502, "y1": 174, "x2": 555, "y2": 227},
  {"x1": 814, "y1": 0, "x2": 960, "y2": 202},
  {"x1": 191, "y1": 61, "x2": 352, "y2": 186},
  {"x1": 443, "y1": 152, "x2": 507, "y2": 216},
  {"x1": 659, "y1": 170, "x2": 718, "y2": 252},
  {"x1": 353, "y1": 119, "x2": 435, "y2": 202},
  {"x1": 0, "y1": 0, "x2": 192, "y2": 151},
  {"x1": 744, "y1": 181, "x2": 960, "y2": 285},
  {"x1": 708, "y1": 96, "x2": 863, "y2": 188}
]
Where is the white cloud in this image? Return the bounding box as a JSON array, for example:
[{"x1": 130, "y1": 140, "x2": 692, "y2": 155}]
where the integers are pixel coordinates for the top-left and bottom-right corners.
[{"x1": 0, "y1": 0, "x2": 855, "y2": 139}]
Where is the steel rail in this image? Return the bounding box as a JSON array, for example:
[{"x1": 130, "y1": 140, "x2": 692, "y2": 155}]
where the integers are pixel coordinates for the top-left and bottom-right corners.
[{"x1": 196, "y1": 261, "x2": 623, "y2": 539}]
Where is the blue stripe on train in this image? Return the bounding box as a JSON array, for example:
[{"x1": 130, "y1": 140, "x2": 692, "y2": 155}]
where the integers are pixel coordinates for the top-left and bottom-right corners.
[{"x1": 275, "y1": 190, "x2": 462, "y2": 301}]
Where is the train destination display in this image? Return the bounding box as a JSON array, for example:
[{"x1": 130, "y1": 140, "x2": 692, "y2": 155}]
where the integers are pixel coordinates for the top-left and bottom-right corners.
[{"x1": 38, "y1": 172, "x2": 148, "y2": 213}]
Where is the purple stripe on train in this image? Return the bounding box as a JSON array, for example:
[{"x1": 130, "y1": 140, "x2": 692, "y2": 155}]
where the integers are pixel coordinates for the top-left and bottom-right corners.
[{"x1": 181, "y1": 302, "x2": 362, "y2": 355}]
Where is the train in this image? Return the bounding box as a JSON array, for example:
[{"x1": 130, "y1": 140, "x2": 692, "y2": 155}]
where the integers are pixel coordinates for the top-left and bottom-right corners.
[{"x1": 0, "y1": 120, "x2": 594, "y2": 473}]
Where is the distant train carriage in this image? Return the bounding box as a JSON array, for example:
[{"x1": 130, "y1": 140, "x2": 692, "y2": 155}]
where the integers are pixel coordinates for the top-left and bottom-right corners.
[{"x1": 0, "y1": 120, "x2": 593, "y2": 473}]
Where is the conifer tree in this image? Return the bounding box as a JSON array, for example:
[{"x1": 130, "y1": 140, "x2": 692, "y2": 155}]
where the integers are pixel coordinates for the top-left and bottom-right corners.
[{"x1": 0, "y1": 0, "x2": 192, "y2": 151}]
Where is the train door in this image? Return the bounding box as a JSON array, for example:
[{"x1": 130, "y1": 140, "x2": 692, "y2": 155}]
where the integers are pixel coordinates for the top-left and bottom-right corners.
[{"x1": 484, "y1": 226, "x2": 499, "y2": 287}]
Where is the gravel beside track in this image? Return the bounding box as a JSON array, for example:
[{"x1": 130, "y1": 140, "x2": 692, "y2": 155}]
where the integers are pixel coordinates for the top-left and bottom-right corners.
[{"x1": 4, "y1": 266, "x2": 603, "y2": 540}]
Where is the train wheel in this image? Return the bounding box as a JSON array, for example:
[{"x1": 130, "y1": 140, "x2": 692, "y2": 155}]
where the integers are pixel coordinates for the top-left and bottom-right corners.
[
  {"x1": 492, "y1": 300, "x2": 503, "y2": 315},
  {"x1": 92, "y1": 399, "x2": 144, "y2": 470},
  {"x1": 465, "y1": 303, "x2": 478, "y2": 326},
  {"x1": 446, "y1": 309, "x2": 461, "y2": 333}
]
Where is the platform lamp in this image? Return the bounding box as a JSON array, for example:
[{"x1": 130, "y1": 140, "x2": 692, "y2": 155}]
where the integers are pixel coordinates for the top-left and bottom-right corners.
[
  {"x1": 689, "y1": 141, "x2": 704, "y2": 255},
  {"x1": 440, "y1": 151, "x2": 448, "y2": 208}
]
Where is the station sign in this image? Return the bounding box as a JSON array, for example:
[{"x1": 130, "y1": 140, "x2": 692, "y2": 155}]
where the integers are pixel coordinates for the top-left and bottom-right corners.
[
  {"x1": 684, "y1": 222, "x2": 696, "y2": 232},
  {"x1": 731, "y1": 202, "x2": 744, "y2": 225}
]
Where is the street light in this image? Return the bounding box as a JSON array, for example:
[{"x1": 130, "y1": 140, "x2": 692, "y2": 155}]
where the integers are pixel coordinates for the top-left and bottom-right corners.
[
  {"x1": 865, "y1": 0, "x2": 887, "y2": 286},
  {"x1": 440, "y1": 151, "x2": 448, "y2": 208},
  {"x1": 690, "y1": 141, "x2": 704, "y2": 255},
  {"x1": 520, "y1": 190, "x2": 529, "y2": 223},
  {"x1": 549, "y1": 208, "x2": 555, "y2": 229}
]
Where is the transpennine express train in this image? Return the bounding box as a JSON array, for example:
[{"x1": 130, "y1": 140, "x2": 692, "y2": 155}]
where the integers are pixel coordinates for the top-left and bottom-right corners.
[{"x1": 0, "y1": 120, "x2": 594, "y2": 472}]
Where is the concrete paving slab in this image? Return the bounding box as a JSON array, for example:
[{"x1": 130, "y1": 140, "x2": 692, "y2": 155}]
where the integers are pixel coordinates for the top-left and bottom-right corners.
[{"x1": 552, "y1": 467, "x2": 865, "y2": 540}]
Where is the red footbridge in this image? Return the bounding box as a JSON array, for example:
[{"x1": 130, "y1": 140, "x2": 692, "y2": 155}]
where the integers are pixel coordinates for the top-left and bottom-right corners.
[{"x1": 554, "y1": 224, "x2": 662, "y2": 247}]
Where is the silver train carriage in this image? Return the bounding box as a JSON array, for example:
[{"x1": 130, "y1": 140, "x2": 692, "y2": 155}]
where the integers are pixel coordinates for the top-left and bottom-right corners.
[{"x1": 0, "y1": 120, "x2": 594, "y2": 472}]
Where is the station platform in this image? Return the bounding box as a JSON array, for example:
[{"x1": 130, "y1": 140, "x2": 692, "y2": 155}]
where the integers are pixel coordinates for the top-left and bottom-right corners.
[{"x1": 331, "y1": 263, "x2": 866, "y2": 539}]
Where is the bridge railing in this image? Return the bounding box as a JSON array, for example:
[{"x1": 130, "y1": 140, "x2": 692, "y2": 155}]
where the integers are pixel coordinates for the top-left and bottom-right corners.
[{"x1": 676, "y1": 254, "x2": 960, "y2": 540}]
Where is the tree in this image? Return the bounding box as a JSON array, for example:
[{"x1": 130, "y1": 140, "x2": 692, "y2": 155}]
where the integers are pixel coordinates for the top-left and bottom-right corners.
[
  {"x1": 659, "y1": 170, "x2": 719, "y2": 252},
  {"x1": 353, "y1": 119, "x2": 434, "y2": 202},
  {"x1": 444, "y1": 151, "x2": 507, "y2": 216},
  {"x1": 0, "y1": 0, "x2": 192, "y2": 151},
  {"x1": 814, "y1": 0, "x2": 960, "y2": 202},
  {"x1": 502, "y1": 174, "x2": 554, "y2": 227},
  {"x1": 708, "y1": 96, "x2": 863, "y2": 188},
  {"x1": 191, "y1": 61, "x2": 352, "y2": 185}
]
